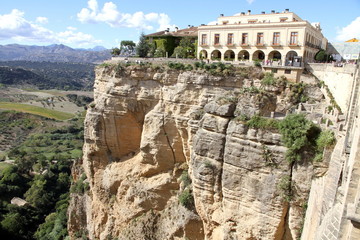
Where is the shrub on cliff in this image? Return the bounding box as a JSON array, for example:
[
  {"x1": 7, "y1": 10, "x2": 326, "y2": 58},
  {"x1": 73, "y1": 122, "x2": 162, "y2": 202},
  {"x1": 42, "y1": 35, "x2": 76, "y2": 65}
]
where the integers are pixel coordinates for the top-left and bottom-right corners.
[
  {"x1": 278, "y1": 114, "x2": 320, "y2": 163},
  {"x1": 179, "y1": 189, "x2": 194, "y2": 209}
]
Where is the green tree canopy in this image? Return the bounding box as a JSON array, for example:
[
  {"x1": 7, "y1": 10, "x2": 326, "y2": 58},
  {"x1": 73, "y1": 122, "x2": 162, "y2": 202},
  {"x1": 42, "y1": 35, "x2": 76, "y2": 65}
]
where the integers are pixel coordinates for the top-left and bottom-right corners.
[
  {"x1": 120, "y1": 40, "x2": 136, "y2": 52},
  {"x1": 171, "y1": 37, "x2": 196, "y2": 58},
  {"x1": 315, "y1": 49, "x2": 327, "y2": 62},
  {"x1": 111, "y1": 47, "x2": 120, "y2": 56}
]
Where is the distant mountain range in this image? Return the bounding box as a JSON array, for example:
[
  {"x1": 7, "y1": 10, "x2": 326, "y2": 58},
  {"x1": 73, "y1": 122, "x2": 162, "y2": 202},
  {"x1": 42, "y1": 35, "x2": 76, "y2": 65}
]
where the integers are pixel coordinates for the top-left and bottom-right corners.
[
  {"x1": 0, "y1": 61, "x2": 95, "y2": 90},
  {"x1": 0, "y1": 44, "x2": 111, "y2": 63}
]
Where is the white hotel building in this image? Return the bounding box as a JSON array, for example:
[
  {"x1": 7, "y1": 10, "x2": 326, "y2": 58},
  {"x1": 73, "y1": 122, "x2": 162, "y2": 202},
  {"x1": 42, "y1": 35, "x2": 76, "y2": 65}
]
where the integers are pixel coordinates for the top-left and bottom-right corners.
[{"x1": 197, "y1": 9, "x2": 328, "y2": 66}]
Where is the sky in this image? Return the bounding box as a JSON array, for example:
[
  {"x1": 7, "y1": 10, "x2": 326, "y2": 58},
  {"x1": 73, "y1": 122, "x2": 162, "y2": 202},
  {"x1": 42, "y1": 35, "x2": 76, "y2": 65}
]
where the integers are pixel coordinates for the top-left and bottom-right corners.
[{"x1": 0, "y1": 0, "x2": 359, "y2": 49}]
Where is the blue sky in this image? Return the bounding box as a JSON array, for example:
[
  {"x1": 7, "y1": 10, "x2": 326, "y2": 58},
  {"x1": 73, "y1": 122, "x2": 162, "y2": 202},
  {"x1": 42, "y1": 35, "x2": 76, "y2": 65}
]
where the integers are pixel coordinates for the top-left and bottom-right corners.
[{"x1": 0, "y1": 0, "x2": 359, "y2": 49}]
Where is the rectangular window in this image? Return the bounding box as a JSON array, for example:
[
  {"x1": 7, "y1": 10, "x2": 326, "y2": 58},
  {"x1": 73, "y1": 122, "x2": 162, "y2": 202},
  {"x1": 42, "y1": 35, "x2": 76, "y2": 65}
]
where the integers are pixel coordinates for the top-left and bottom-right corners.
[
  {"x1": 271, "y1": 69, "x2": 278, "y2": 73},
  {"x1": 273, "y1": 32, "x2": 280, "y2": 45},
  {"x1": 227, "y1": 33, "x2": 234, "y2": 45},
  {"x1": 257, "y1": 32, "x2": 264, "y2": 45},
  {"x1": 201, "y1": 34, "x2": 207, "y2": 45},
  {"x1": 214, "y1": 34, "x2": 220, "y2": 45},
  {"x1": 285, "y1": 69, "x2": 291, "y2": 74},
  {"x1": 290, "y1": 32, "x2": 298, "y2": 45},
  {"x1": 241, "y1": 33, "x2": 248, "y2": 45}
]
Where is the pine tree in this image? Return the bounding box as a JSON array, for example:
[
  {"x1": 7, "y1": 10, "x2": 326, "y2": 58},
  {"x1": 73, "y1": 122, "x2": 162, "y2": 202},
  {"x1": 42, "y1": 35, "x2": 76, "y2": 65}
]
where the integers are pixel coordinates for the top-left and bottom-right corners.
[{"x1": 136, "y1": 32, "x2": 149, "y2": 57}]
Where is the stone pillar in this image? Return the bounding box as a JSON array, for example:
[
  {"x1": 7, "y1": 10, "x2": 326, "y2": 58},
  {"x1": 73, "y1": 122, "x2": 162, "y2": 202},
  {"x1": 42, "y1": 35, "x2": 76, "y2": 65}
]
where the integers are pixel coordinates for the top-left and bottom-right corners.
[{"x1": 249, "y1": 51, "x2": 253, "y2": 63}]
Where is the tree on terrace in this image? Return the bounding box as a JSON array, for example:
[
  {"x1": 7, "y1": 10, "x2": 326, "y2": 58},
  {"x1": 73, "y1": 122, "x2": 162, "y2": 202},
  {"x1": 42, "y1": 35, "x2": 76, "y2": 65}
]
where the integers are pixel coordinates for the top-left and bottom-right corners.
[{"x1": 136, "y1": 32, "x2": 149, "y2": 57}]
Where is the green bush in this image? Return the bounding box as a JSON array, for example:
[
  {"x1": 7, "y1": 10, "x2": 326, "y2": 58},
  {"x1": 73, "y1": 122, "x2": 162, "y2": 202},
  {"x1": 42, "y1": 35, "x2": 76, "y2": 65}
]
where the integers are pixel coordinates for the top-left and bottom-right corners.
[
  {"x1": 277, "y1": 175, "x2": 292, "y2": 202},
  {"x1": 70, "y1": 174, "x2": 89, "y2": 194},
  {"x1": 261, "y1": 72, "x2": 277, "y2": 86},
  {"x1": 316, "y1": 130, "x2": 335, "y2": 150},
  {"x1": 180, "y1": 171, "x2": 191, "y2": 188},
  {"x1": 246, "y1": 115, "x2": 280, "y2": 130},
  {"x1": 179, "y1": 189, "x2": 194, "y2": 209},
  {"x1": 278, "y1": 114, "x2": 320, "y2": 163}
]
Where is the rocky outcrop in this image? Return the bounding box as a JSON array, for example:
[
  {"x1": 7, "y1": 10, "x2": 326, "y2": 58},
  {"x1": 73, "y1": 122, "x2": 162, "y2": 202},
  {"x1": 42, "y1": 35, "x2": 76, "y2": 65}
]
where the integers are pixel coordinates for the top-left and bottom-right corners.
[{"x1": 68, "y1": 64, "x2": 317, "y2": 239}]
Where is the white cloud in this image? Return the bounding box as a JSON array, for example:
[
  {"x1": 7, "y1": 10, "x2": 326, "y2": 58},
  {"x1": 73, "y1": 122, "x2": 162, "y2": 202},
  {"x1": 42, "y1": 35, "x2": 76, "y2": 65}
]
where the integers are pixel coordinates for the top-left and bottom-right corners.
[
  {"x1": 77, "y1": 0, "x2": 176, "y2": 31},
  {"x1": 67, "y1": 26, "x2": 77, "y2": 31},
  {"x1": 36, "y1": 17, "x2": 48, "y2": 24},
  {"x1": 246, "y1": 0, "x2": 255, "y2": 4},
  {"x1": 0, "y1": 9, "x2": 101, "y2": 47},
  {"x1": 336, "y1": 17, "x2": 360, "y2": 41}
]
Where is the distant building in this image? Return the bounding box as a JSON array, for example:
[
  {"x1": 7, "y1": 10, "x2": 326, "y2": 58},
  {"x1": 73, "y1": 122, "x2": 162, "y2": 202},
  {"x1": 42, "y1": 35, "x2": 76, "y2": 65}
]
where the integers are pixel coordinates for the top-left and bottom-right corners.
[
  {"x1": 145, "y1": 26, "x2": 198, "y2": 57},
  {"x1": 197, "y1": 9, "x2": 327, "y2": 66}
]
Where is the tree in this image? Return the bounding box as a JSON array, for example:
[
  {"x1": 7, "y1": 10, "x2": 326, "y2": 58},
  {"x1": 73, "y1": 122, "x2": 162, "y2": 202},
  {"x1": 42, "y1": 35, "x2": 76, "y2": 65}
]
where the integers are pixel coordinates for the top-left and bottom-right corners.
[
  {"x1": 315, "y1": 49, "x2": 327, "y2": 62},
  {"x1": 171, "y1": 37, "x2": 196, "y2": 58},
  {"x1": 136, "y1": 32, "x2": 149, "y2": 57},
  {"x1": 120, "y1": 40, "x2": 136, "y2": 55},
  {"x1": 110, "y1": 47, "x2": 120, "y2": 56}
]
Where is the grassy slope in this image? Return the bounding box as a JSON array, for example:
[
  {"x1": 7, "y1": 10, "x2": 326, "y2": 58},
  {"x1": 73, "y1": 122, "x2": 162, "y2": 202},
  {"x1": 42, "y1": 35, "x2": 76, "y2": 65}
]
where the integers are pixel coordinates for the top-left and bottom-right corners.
[
  {"x1": 0, "y1": 102, "x2": 74, "y2": 120},
  {"x1": 0, "y1": 162, "x2": 11, "y2": 173}
]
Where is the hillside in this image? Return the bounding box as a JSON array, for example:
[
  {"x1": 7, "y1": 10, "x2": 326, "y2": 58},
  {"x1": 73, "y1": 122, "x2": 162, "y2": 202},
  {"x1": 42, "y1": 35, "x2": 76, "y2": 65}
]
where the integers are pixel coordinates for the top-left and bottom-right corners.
[
  {"x1": 0, "y1": 61, "x2": 95, "y2": 90},
  {"x1": 0, "y1": 44, "x2": 111, "y2": 63}
]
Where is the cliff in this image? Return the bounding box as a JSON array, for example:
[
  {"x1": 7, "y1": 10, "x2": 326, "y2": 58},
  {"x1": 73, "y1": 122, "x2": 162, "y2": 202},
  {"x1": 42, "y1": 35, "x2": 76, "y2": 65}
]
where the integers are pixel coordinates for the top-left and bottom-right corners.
[{"x1": 68, "y1": 63, "x2": 324, "y2": 240}]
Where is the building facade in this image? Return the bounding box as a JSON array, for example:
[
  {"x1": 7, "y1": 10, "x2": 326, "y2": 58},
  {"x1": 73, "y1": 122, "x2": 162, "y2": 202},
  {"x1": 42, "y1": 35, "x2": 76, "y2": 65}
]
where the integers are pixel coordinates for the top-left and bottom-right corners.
[{"x1": 197, "y1": 9, "x2": 327, "y2": 66}]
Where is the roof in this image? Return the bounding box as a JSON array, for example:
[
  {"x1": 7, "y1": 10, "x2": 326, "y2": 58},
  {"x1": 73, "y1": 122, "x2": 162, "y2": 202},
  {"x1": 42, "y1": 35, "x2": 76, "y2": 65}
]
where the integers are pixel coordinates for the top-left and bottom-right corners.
[
  {"x1": 145, "y1": 26, "x2": 198, "y2": 38},
  {"x1": 346, "y1": 38, "x2": 359, "y2": 42}
]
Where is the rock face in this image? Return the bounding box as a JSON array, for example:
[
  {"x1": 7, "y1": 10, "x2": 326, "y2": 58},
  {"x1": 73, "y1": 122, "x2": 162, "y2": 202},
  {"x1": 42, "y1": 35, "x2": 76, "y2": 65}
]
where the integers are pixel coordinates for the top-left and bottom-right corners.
[{"x1": 68, "y1": 64, "x2": 315, "y2": 240}]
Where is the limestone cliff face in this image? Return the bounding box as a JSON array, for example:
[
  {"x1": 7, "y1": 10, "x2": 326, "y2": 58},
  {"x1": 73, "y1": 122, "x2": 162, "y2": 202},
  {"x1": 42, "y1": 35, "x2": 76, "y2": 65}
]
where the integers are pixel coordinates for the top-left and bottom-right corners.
[{"x1": 68, "y1": 64, "x2": 315, "y2": 240}]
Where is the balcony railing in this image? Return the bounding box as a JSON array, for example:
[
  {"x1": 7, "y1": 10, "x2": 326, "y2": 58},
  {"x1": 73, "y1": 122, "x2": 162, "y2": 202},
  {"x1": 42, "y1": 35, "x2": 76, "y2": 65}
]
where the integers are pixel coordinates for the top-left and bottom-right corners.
[
  {"x1": 200, "y1": 43, "x2": 209, "y2": 47},
  {"x1": 305, "y1": 41, "x2": 321, "y2": 49},
  {"x1": 288, "y1": 41, "x2": 301, "y2": 47},
  {"x1": 226, "y1": 43, "x2": 235, "y2": 47},
  {"x1": 240, "y1": 43, "x2": 250, "y2": 47},
  {"x1": 213, "y1": 43, "x2": 221, "y2": 47},
  {"x1": 271, "y1": 42, "x2": 281, "y2": 47},
  {"x1": 255, "y1": 42, "x2": 265, "y2": 47}
]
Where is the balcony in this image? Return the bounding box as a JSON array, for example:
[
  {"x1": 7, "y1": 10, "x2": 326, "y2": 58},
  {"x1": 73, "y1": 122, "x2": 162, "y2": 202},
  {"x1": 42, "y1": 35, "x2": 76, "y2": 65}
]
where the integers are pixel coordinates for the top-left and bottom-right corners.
[
  {"x1": 288, "y1": 42, "x2": 301, "y2": 47},
  {"x1": 240, "y1": 43, "x2": 250, "y2": 47},
  {"x1": 226, "y1": 43, "x2": 235, "y2": 47},
  {"x1": 213, "y1": 43, "x2": 221, "y2": 47},
  {"x1": 271, "y1": 42, "x2": 282, "y2": 47},
  {"x1": 200, "y1": 43, "x2": 209, "y2": 47},
  {"x1": 305, "y1": 41, "x2": 321, "y2": 49},
  {"x1": 255, "y1": 42, "x2": 265, "y2": 47}
]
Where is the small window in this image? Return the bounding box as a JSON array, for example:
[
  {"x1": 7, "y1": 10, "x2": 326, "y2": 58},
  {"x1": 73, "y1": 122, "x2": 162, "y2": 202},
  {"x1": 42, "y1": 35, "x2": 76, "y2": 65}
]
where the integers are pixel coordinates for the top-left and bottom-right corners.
[
  {"x1": 285, "y1": 69, "x2": 291, "y2": 74},
  {"x1": 271, "y1": 69, "x2": 278, "y2": 73}
]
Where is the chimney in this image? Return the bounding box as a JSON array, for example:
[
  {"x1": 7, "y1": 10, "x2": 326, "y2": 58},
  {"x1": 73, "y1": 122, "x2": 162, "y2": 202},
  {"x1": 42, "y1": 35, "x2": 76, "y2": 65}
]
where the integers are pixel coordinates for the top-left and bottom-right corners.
[
  {"x1": 285, "y1": 9, "x2": 289, "y2": 13},
  {"x1": 247, "y1": 10, "x2": 251, "y2": 15},
  {"x1": 175, "y1": 27, "x2": 178, "y2": 32},
  {"x1": 261, "y1": 11, "x2": 265, "y2": 14},
  {"x1": 220, "y1": 14, "x2": 224, "y2": 17},
  {"x1": 188, "y1": 25, "x2": 191, "y2": 28},
  {"x1": 200, "y1": 24, "x2": 205, "y2": 26},
  {"x1": 241, "y1": 12, "x2": 245, "y2": 15},
  {"x1": 271, "y1": 10, "x2": 275, "y2": 14}
]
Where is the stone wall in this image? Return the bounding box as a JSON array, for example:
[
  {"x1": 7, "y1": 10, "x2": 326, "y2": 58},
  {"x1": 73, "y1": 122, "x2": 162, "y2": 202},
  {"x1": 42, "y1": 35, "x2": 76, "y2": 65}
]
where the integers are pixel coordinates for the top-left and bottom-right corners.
[
  {"x1": 306, "y1": 63, "x2": 357, "y2": 113},
  {"x1": 301, "y1": 64, "x2": 360, "y2": 239}
]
